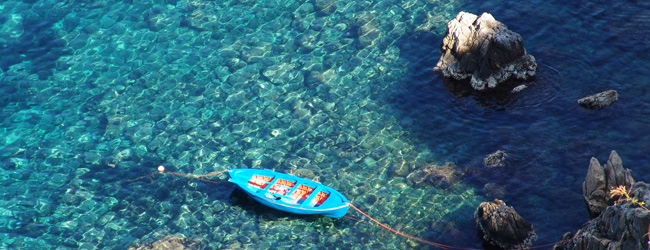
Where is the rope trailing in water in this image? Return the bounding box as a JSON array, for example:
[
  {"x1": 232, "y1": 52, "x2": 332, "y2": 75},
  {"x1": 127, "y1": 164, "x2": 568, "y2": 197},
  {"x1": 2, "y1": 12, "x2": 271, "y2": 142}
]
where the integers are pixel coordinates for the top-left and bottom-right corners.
[
  {"x1": 343, "y1": 215, "x2": 373, "y2": 226},
  {"x1": 126, "y1": 171, "x2": 157, "y2": 183},
  {"x1": 157, "y1": 165, "x2": 229, "y2": 184},
  {"x1": 347, "y1": 202, "x2": 580, "y2": 250},
  {"x1": 150, "y1": 167, "x2": 580, "y2": 250},
  {"x1": 346, "y1": 202, "x2": 455, "y2": 249}
]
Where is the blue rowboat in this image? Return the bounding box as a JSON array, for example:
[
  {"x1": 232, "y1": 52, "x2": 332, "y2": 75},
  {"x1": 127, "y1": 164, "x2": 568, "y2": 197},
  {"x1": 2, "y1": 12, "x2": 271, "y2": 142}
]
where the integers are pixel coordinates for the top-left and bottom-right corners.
[{"x1": 228, "y1": 168, "x2": 349, "y2": 218}]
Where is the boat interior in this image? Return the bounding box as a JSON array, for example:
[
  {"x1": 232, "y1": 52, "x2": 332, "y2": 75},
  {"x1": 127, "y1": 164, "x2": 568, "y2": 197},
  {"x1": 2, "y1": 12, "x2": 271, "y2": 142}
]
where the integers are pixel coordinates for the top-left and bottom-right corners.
[{"x1": 247, "y1": 174, "x2": 330, "y2": 207}]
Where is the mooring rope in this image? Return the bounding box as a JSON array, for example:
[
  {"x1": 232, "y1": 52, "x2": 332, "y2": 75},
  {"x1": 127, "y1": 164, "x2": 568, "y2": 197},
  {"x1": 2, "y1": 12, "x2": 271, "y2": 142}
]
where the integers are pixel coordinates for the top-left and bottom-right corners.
[
  {"x1": 148, "y1": 166, "x2": 579, "y2": 250},
  {"x1": 347, "y1": 201, "x2": 581, "y2": 250},
  {"x1": 156, "y1": 165, "x2": 228, "y2": 184},
  {"x1": 346, "y1": 202, "x2": 456, "y2": 249}
]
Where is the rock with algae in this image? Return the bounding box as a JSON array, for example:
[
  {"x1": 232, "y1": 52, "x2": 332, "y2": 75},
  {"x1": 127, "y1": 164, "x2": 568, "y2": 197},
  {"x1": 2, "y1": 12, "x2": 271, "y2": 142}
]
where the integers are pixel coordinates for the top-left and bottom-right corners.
[
  {"x1": 583, "y1": 150, "x2": 634, "y2": 219},
  {"x1": 554, "y1": 183, "x2": 650, "y2": 250}
]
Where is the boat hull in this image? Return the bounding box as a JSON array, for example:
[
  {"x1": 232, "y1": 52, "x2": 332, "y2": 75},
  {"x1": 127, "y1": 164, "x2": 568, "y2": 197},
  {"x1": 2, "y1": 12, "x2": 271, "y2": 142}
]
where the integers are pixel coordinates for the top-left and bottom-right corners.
[{"x1": 228, "y1": 168, "x2": 349, "y2": 218}]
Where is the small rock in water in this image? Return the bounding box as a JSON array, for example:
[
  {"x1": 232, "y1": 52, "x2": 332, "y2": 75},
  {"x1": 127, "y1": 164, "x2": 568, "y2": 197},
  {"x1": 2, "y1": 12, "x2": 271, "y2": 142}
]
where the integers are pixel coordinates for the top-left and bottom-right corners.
[
  {"x1": 484, "y1": 150, "x2": 507, "y2": 167},
  {"x1": 511, "y1": 84, "x2": 528, "y2": 93},
  {"x1": 578, "y1": 90, "x2": 618, "y2": 109},
  {"x1": 475, "y1": 199, "x2": 537, "y2": 250}
]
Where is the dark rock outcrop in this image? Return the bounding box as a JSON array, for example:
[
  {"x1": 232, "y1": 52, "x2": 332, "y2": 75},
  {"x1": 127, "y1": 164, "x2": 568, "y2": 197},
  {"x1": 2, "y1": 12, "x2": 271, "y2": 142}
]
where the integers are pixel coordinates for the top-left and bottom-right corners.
[
  {"x1": 554, "y1": 182, "x2": 650, "y2": 250},
  {"x1": 484, "y1": 150, "x2": 508, "y2": 167},
  {"x1": 406, "y1": 162, "x2": 464, "y2": 189},
  {"x1": 583, "y1": 150, "x2": 634, "y2": 218},
  {"x1": 554, "y1": 151, "x2": 648, "y2": 250},
  {"x1": 578, "y1": 90, "x2": 619, "y2": 110},
  {"x1": 436, "y1": 12, "x2": 537, "y2": 91},
  {"x1": 475, "y1": 199, "x2": 538, "y2": 249}
]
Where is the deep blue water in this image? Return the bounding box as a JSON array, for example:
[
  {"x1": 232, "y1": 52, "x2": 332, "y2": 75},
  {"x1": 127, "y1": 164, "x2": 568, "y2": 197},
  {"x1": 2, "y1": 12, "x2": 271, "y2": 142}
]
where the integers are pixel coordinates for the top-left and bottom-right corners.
[{"x1": 1, "y1": 0, "x2": 650, "y2": 249}]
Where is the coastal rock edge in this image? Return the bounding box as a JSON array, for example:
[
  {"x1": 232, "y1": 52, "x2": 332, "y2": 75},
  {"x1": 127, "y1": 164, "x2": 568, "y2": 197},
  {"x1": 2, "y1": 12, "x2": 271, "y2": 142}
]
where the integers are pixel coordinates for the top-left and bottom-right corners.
[
  {"x1": 554, "y1": 151, "x2": 648, "y2": 250},
  {"x1": 582, "y1": 150, "x2": 634, "y2": 218}
]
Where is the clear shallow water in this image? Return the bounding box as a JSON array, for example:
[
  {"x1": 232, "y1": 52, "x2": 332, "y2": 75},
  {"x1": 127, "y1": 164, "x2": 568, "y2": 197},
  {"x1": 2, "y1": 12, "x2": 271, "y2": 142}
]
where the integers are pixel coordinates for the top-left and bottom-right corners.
[{"x1": 1, "y1": 0, "x2": 649, "y2": 249}]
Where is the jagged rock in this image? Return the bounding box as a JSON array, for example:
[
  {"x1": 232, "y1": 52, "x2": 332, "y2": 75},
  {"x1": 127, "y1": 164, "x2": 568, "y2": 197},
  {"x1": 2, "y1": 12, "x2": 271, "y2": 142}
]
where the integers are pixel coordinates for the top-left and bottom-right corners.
[
  {"x1": 578, "y1": 90, "x2": 618, "y2": 110},
  {"x1": 475, "y1": 199, "x2": 538, "y2": 249},
  {"x1": 406, "y1": 162, "x2": 463, "y2": 189},
  {"x1": 436, "y1": 12, "x2": 537, "y2": 90},
  {"x1": 583, "y1": 150, "x2": 635, "y2": 218},
  {"x1": 484, "y1": 150, "x2": 508, "y2": 167},
  {"x1": 554, "y1": 182, "x2": 650, "y2": 250}
]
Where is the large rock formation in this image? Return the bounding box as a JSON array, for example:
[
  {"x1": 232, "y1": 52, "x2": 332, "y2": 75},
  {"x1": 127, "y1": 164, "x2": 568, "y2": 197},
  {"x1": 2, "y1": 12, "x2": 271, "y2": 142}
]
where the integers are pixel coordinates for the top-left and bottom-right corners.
[
  {"x1": 475, "y1": 199, "x2": 538, "y2": 249},
  {"x1": 583, "y1": 150, "x2": 634, "y2": 218},
  {"x1": 436, "y1": 12, "x2": 537, "y2": 90},
  {"x1": 554, "y1": 151, "x2": 649, "y2": 250},
  {"x1": 555, "y1": 181, "x2": 650, "y2": 250}
]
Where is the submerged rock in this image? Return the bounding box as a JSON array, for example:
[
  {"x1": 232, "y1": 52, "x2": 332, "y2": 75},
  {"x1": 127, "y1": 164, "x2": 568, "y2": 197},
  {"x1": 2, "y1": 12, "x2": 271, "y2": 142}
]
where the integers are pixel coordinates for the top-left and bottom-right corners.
[
  {"x1": 583, "y1": 150, "x2": 634, "y2": 218},
  {"x1": 578, "y1": 90, "x2": 618, "y2": 109},
  {"x1": 128, "y1": 236, "x2": 205, "y2": 250},
  {"x1": 406, "y1": 162, "x2": 463, "y2": 189},
  {"x1": 474, "y1": 199, "x2": 537, "y2": 249},
  {"x1": 482, "y1": 183, "x2": 507, "y2": 199},
  {"x1": 484, "y1": 150, "x2": 507, "y2": 167},
  {"x1": 314, "y1": 0, "x2": 337, "y2": 15},
  {"x1": 436, "y1": 12, "x2": 537, "y2": 91}
]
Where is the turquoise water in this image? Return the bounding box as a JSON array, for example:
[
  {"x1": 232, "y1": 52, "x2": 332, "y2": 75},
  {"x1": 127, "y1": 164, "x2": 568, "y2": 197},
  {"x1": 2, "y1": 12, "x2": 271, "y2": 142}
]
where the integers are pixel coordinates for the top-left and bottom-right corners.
[{"x1": 2, "y1": 0, "x2": 650, "y2": 249}]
